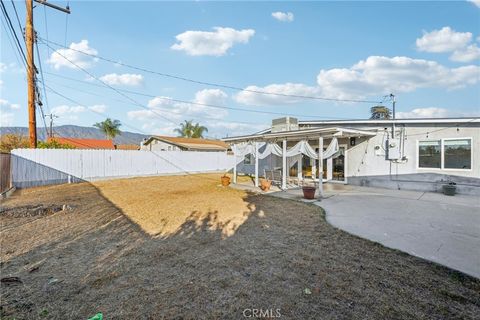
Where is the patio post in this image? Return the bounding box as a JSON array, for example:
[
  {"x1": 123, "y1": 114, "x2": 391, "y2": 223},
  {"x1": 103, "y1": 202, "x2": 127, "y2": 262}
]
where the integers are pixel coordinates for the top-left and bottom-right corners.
[
  {"x1": 233, "y1": 144, "x2": 237, "y2": 184},
  {"x1": 282, "y1": 139, "x2": 287, "y2": 190},
  {"x1": 298, "y1": 155, "x2": 302, "y2": 181},
  {"x1": 318, "y1": 136, "x2": 323, "y2": 199},
  {"x1": 254, "y1": 142, "x2": 259, "y2": 187}
]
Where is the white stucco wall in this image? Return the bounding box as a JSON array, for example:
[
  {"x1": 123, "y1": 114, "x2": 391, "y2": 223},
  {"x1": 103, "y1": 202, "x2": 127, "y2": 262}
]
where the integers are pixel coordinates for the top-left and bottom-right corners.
[{"x1": 346, "y1": 126, "x2": 479, "y2": 179}]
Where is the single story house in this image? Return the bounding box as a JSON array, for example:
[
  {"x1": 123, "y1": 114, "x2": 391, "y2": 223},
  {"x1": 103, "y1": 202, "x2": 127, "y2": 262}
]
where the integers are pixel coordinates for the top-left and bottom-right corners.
[
  {"x1": 223, "y1": 117, "x2": 479, "y2": 196},
  {"x1": 49, "y1": 137, "x2": 115, "y2": 149},
  {"x1": 141, "y1": 136, "x2": 229, "y2": 152}
]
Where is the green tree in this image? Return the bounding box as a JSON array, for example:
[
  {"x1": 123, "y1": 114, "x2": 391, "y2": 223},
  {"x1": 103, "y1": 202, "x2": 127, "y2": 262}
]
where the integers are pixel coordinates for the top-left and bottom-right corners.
[
  {"x1": 0, "y1": 134, "x2": 29, "y2": 152},
  {"x1": 38, "y1": 140, "x2": 76, "y2": 149},
  {"x1": 174, "y1": 120, "x2": 208, "y2": 138},
  {"x1": 370, "y1": 106, "x2": 392, "y2": 120},
  {"x1": 93, "y1": 118, "x2": 122, "y2": 140}
]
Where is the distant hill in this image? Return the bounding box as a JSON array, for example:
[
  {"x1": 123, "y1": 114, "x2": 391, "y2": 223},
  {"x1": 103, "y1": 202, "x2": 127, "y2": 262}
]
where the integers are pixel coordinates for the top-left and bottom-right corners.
[{"x1": 0, "y1": 125, "x2": 149, "y2": 145}]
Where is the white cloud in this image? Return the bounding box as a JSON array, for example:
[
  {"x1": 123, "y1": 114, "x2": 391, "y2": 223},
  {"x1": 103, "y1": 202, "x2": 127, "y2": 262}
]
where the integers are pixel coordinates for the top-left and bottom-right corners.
[
  {"x1": 50, "y1": 104, "x2": 106, "y2": 118},
  {"x1": 51, "y1": 105, "x2": 86, "y2": 115},
  {"x1": 468, "y1": 0, "x2": 480, "y2": 8},
  {"x1": 235, "y1": 83, "x2": 319, "y2": 106},
  {"x1": 416, "y1": 27, "x2": 472, "y2": 53},
  {"x1": 235, "y1": 56, "x2": 480, "y2": 105},
  {"x1": 450, "y1": 44, "x2": 480, "y2": 62},
  {"x1": 131, "y1": 89, "x2": 229, "y2": 121},
  {"x1": 317, "y1": 56, "x2": 480, "y2": 98},
  {"x1": 397, "y1": 107, "x2": 480, "y2": 118},
  {"x1": 193, "y1": 89, "x2": 228, "y2": 106},
  {"x1": 271, "y1": 11, "x2": 294, "y2": 22},
  {"x1": 99, "y1": 73, "x2": 143, "y2": 86},
  {"x1": 88, "y1": 104, "x2": 107, "y2": 113},
  {"x1": 0, "y1": 63, "x2": 7, "y2": 73},
  {"x1": 47, "y1": 40, "x2": 98, "y2": 70},
  {"x1": 171, "y1": 27, "x2": 255, "y2": 56},
  {"x1": 0, "y1": 99, "x2": 21, "y2": 110},
  {"x1": 416, "y1": 26, "x2": 480, "y2": 62},
  {"x1": 0, "y1": 111, "x2": 14, "y2": 126},
  {"x1": 396, "y1": 107, "x2": 451, "y2": 118},
  {"x1": 128, "y1": 89, "x2": 236, "y2": 136}
]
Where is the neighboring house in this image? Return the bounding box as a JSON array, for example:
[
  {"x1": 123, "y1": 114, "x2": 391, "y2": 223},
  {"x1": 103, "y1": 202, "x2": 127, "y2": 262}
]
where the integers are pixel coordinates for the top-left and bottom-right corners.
[
  {"x1": 141, "y1": 136, "x2": 229, "y2": 152},
  {"x1": 49, "y1": 137, "x2": 115, "y2": 149},
  {"x1": 115, "y1": 144, "x2": 140, "y2": 150},
  {"x1": 223, "y1": 117, "x2": 480, "y2": 195}
]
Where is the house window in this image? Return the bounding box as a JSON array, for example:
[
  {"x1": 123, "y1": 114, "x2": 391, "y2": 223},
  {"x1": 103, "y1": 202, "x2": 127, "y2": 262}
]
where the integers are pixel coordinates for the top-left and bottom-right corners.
[
  {"x1": 244, "y1": 154, "x2": 253, "y2": 165},
  {"x1": 168, "y1": 146, "x2": 172, "y2": 151},
  {"x1": 444, "y1": 139, "x2": 471, "y2": 169},
  {"x1": 418, "y1": 140, "x2": 441, "y2": 168}
]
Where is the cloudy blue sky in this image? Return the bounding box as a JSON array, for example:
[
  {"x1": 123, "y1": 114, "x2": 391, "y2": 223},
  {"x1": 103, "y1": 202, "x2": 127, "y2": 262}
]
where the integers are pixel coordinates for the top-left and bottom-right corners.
[{"x1": 1, "y1": 1, "x2": 480, "y2": 138}]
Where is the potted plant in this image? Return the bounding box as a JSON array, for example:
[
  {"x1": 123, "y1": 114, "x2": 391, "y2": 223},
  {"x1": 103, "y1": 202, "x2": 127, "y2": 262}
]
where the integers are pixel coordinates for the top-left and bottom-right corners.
[
  {"x1": 302, "y1": 185, "x2": 316, "y2": 200},
  {"x1": 221, "y1": 174, "x2": 231, "y2": 187},
  {"x1": 442, "y1": 181, "x2": 457, "y2": 196},
  {"x1": 260, "y1": 178, "x2": 272, "y2": 191}
]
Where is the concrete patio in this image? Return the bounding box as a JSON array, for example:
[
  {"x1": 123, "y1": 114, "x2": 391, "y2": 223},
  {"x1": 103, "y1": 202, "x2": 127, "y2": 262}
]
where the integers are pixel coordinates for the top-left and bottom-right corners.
[{"x1": 266, "y1": 184, "x2": 480, "y2": 279}]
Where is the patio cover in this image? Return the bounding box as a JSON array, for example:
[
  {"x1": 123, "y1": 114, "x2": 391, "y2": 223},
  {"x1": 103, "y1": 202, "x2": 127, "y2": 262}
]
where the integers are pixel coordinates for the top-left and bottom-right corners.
[{"x1": 224, "y1": 126, "x2": 377, "y2": 197}]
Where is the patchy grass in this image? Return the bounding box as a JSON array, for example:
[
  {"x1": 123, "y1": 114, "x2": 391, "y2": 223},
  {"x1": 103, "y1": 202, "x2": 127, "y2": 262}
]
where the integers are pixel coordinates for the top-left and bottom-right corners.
[{"x1": 1, "y1": 174, "x2": 479, "y2": 319}]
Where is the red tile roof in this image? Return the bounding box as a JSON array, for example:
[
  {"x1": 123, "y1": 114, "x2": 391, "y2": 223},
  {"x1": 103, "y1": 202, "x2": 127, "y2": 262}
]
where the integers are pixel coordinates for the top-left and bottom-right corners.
[{"x1": 49, "y1": 137, "x2": 115, "y2": 149}]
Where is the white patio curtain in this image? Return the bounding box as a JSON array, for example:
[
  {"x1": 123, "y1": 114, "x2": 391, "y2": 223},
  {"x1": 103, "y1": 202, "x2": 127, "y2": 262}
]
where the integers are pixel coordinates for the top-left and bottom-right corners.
[
  {"x1": 284, "y1": 137, "x2": 339, "y2": 160},
  {"x1": 257, "y1": 142, "x2": 283, "y2": 159},
  {"x1": 233, "y1": 137, "x2": 339, "y2": 164},
  {"x1": 233, "y1": 143, "x2": 255, "y2": 164}
]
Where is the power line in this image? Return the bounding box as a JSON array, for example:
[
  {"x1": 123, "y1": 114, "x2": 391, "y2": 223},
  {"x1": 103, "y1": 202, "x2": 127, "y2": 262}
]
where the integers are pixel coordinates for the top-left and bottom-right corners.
[
  {"x1": 0, "y1": 13, "x2": 25, "y2": 68},
  {"x1": 43, "y1": 5, "x2": 49, "y2": 55},
  {"x1": 0, "y1": 0, "x2": 27, "y2": 66},
  {"x1": 41, "y1": 70, "x2": 355, "y2": 120},
  {"x1": 39, "y1": 37, "x2": 382, "y2": 104},
  {"x1": 40, "y1": 79, "x2": 268, "y2": 126},
  {"x1": 35, "y1": 37, "x2": 50, "y2": 113},
  {"x1": 42, "y1": 41, "x2": 183, "y2": 127},
  {"x1": 9, "y1": 0, "x2": 23, "y2": 39},
  {"x1": 44, "y1": 91, "x2": 231, "y2": 183}
]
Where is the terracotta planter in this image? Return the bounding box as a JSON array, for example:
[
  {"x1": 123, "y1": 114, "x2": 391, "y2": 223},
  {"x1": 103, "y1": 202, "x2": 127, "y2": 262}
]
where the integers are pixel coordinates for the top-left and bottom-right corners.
[
  {"x1": 302, "y1": 186, "x2": 316, "y2": 200},
  {"x1": 260, "y1": 179, "x2": 272, "y2": 191},
  {"x1": 221, "y1": 175, "x2": 231, "y2": 186}
]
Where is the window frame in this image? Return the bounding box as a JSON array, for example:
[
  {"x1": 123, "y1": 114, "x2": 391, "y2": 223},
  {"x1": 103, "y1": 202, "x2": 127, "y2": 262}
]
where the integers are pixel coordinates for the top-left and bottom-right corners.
[
  {"x1": 442, "y1": 137, "x2": 473, "y2": 171},
  {"x1": 417, "y1": 139, "x2": 442, "y2": 169},
  {"x1": 417, "y1": 137, "x2": 473, "y2": 171}
]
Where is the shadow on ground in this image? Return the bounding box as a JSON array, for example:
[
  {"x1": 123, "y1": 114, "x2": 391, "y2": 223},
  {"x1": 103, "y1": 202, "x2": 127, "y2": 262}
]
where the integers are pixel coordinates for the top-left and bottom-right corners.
[{"x1": 1, "y1": 176, "x2": 480, "y2": 319}]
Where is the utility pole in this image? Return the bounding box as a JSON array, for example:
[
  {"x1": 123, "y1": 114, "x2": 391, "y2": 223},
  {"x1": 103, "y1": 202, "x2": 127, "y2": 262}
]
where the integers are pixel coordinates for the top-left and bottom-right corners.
[
  {"x1": 26, "y1": 0, "x2": 36, "y2": 147},
  {"x1": 390, "y1": 93, "x2": 396, "y2": 138},
  {"x1": 25, "y1": 0, "x2": 70, "y2": 148},
  {"x1": 44, "y1": 113, "x2": 58, "y2": 138}
]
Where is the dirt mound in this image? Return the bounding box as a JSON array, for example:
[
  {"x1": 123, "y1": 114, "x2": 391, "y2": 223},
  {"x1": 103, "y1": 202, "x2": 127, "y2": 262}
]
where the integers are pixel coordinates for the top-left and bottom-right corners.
[{"x1": 0, "y1": 204, "x2": 66, "y2": 218}]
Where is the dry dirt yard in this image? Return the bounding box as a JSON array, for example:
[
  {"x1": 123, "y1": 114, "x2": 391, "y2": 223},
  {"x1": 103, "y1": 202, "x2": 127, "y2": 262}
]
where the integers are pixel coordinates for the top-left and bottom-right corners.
[{"x1": 1, "y1": 174, "x2": 479, "y2": 319}]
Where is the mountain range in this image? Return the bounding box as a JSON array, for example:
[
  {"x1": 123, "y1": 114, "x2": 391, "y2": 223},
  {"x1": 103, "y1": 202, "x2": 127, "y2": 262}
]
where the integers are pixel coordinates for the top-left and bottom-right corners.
[{"x1": 0, "y1": 125, "x2": 149, "y2": 145}]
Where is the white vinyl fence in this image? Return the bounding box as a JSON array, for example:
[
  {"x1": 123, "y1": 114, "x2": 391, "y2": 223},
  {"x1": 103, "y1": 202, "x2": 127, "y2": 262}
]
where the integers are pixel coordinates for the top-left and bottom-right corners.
[{"x1": 11, "y1": 149, "x2": 234, "y2": 188}]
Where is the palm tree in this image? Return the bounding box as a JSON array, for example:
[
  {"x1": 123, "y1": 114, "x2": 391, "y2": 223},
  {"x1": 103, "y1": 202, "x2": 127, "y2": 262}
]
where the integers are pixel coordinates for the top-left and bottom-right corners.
[
  {"x1": 93, "y1": 118, "x2": 122, "y2": 140},
  {"x1": 370, "y1": 106, "x2": 392, "y2": 120},
  {"x1": 175, "y1": 120, "x2": 208, "y2": 138}
]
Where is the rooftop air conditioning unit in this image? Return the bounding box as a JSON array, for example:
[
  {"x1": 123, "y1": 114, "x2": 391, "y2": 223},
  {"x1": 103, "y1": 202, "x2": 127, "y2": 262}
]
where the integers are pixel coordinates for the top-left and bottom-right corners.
[{"x1": 271, "y1": 117, "x2": 299, "y2": 133}]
